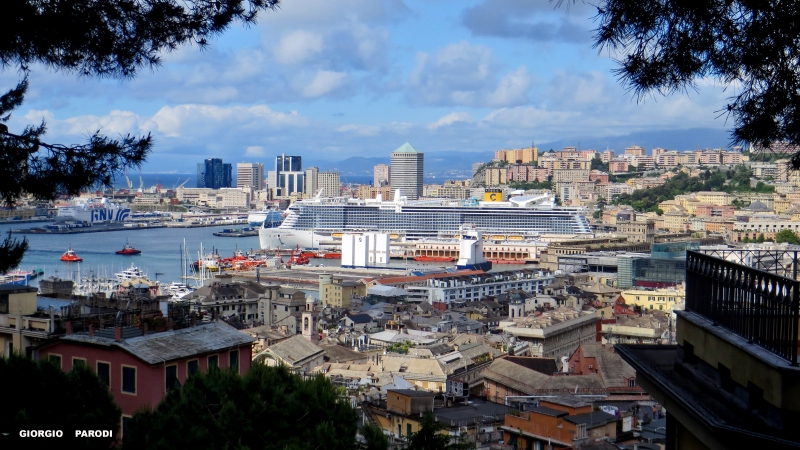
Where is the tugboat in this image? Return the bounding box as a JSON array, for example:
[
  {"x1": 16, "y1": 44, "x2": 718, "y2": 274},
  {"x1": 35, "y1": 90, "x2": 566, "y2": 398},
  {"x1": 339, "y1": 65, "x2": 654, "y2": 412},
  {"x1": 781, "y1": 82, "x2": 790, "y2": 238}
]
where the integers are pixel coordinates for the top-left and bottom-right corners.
[
  {"x1": 60, "y1": 247, "x2": 83, "y2": 262},
  {"x1": 115, "y1": 239, "x2": 142, "y2": 255}
]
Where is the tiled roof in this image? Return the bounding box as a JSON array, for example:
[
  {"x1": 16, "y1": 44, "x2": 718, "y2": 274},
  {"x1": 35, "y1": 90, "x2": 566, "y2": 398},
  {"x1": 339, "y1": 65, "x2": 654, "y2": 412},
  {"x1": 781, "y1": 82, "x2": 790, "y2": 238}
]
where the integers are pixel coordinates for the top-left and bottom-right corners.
[{"x1": 59, "y1": 322, "x2": 255, "y2": 365}]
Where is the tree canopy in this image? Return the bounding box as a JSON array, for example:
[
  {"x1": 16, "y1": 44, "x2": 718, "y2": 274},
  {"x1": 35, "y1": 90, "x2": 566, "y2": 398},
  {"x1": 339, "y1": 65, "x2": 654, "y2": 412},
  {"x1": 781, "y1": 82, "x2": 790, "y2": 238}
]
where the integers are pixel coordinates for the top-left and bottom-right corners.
[
  {"x1": 406, "y1": 412, "x2": 472, "y2": 450},
  {"x1": 775, "y1": 229, "x2": 800, "y2": 245},
  {"x1": 123, "y1": 364, "x2": 368, "y2": 450},
  {"x1": 0, "y1": 355, "x2": 121, "y2": 447},
  {"x1": 0, "y1": 0, "x2": 280, "y2": 272},
  {"x1": 588, "y1": 1, "x2": 800, "y2": 164}
]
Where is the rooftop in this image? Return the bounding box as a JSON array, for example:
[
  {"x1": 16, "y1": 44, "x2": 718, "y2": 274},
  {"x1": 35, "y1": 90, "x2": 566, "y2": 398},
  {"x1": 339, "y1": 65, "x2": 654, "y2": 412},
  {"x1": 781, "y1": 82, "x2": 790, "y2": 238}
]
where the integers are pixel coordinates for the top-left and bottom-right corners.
[{"x1": 58, "y1": 321, "x2": 254, "y2": 365}]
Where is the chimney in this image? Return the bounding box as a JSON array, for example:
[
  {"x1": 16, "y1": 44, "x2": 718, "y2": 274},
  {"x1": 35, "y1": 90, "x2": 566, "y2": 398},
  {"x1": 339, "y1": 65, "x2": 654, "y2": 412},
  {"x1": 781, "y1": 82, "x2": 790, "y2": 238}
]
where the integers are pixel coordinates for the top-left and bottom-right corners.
[
  {"x1": 114, "y1": 326, "x2": 122, "y2": 342},
  {"x1": 88, "y1": 324, "x2": 94, "y2": 338},
  {"x1": 65, "y1": 321, "x2": 72, "y2": 335},
  {"x1": 143, "y1": 322, "x2": 149, "y2": 336}
]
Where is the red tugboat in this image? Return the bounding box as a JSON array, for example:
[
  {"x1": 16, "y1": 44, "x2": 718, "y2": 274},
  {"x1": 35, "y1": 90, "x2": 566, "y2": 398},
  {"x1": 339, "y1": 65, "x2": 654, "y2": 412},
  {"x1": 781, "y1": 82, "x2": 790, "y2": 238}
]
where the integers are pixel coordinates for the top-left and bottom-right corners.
[
  {"x1": 287, "y1": 246, "x2": 310, "y2": 267},
  {"x1": 115, "y1": 239, "x2": 142, "y2": 255},
  {"x1": 60, "y1": 247, "x2": 83, "y2": 262}
]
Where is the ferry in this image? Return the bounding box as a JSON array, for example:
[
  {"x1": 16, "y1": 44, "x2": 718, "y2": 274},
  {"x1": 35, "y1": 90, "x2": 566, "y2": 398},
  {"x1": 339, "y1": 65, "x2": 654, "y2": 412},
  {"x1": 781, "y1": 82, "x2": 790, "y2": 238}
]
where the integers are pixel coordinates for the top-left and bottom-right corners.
[
  {"x1": 55, "y1": 197, "x2": 131, "y2": 223},
  {"x1": 259, "y1": 189, "x2": 590, "y2": 250}
]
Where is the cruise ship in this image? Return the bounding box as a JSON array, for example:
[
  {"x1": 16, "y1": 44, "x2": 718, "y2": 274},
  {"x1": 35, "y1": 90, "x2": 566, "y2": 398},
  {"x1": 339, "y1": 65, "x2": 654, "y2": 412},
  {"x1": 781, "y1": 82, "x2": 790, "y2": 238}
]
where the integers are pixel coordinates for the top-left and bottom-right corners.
[{"x1": 259, "y1": 190, "x2": 591, "y2": 250}]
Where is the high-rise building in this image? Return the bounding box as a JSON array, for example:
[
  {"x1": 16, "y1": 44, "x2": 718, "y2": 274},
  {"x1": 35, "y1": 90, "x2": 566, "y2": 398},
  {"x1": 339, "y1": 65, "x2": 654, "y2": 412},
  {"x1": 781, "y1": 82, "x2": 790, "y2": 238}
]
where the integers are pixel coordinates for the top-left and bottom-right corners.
[
  {"x1": 390, "y1": 142, "x2": 424, "y2": 200},
  {"x1": 197, "y1": 158, "x2": 232, "y2": 189},
  {"x1": 318, "y1": 172, "x2": 341, "y2": 197},
  {"x1": 304, "y1": 167, "x2": 319, "y2": 195},
  {"x1": 374, "y1": 164, "x2": 390, "y2": 187},
  {"x1": 275, "y1": 154, "x2": 304, "y2": 196},
  {"x1": 236, "y1": 163, "x2": 265, "y2": 190}
]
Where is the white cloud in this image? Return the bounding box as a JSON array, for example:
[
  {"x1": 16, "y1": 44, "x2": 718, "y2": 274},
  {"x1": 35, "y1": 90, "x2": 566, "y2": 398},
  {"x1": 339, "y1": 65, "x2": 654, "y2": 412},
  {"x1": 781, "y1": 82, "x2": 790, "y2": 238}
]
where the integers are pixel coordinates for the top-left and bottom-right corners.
[
  {"x1": 428, "y1": 112, "x2": 474, "y2": 130},
  {"x1": 245, "y1": 146, "x2": 266, "y2": 156},
  {"x1": 298, "y1": 70, "x2": 348, "y2": 98},
  {"x1": 337, "y1": 124, "x2": 381, "y2": 136},
  {"x1": 405, "y1": 42, "x2": 532, "y2": 107},
  {"x1": 273, "y1": 30, "x2": 324, "y2": 65}
]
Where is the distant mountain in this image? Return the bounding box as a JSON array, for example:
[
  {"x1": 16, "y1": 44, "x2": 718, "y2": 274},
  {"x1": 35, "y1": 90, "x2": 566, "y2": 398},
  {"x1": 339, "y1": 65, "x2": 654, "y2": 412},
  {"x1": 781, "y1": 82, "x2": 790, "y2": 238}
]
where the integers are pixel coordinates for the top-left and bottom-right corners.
[
  {"x1": 537, "y1": 127, "x2": 734, "y2": 154},
  {"x1": 317, "y1": 152, "x2": 485, "y2": 178}
]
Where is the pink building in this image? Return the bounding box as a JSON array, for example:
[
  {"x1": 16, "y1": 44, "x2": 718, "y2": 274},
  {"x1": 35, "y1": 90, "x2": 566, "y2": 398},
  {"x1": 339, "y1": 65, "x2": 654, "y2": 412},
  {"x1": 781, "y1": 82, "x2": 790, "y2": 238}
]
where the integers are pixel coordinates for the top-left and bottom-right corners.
[
  {"x1": 695, "y1": 204, "x2": 736, "y2": 219},
  {"x1": 38, "y1": 321, "x2": 255, "y2": 435}
]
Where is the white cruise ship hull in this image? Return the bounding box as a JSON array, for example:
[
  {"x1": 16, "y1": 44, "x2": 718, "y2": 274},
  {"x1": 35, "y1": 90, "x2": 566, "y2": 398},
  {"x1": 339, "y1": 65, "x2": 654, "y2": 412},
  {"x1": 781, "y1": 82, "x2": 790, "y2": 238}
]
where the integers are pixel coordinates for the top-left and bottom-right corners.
[{"x1": 259, "y1": 228, "x2": 316, "y2": 250}]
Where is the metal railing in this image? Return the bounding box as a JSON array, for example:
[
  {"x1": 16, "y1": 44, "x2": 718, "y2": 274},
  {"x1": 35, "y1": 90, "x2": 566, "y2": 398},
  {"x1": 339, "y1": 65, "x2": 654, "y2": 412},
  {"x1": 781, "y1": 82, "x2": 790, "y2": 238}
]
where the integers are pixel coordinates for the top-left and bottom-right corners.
[
  {"x1": 686, "y1": 251, "x2": 799, "y2": 365},
  {"x1": 694, "y1": 248, "x2": 800, "y2": 279}
]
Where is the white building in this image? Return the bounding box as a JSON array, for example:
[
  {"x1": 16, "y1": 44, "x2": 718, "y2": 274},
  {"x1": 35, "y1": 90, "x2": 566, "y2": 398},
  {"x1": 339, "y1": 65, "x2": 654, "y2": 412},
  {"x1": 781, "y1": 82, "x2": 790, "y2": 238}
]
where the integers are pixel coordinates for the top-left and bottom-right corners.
[
  {"x1": 404, "y1": 271, "x2": 555, "y2": 304},
  {"x1": 318, "y1": 172, "x2": 341, "y2": 197}
]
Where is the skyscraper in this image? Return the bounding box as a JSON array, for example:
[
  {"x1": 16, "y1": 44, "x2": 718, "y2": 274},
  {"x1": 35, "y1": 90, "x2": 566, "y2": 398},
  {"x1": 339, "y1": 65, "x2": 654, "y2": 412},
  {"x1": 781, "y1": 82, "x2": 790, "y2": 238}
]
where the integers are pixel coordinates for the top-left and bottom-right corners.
[
  {"x1": 374, "y1": 164, "x2": 390, "y2": 187},
  {"x1": 275, "y1": 154, "x2": 304, "y2": 195},
  {"x1": 236, "y1": 163, "x2": 265, "y2": 190},
  {"x1": 318, "y1": 172, "x2": 341, "y2": 197},
  {"x1": 197, "y1": 158, "x2": 232, "y2": 189},
  {"x1": 390, "y1": 142, "x2": 423, "y2": 200}
]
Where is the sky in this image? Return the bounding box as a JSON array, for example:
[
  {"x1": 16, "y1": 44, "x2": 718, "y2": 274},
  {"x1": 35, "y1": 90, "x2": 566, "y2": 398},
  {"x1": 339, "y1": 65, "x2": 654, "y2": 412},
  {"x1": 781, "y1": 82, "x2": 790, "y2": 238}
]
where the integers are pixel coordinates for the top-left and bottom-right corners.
[{"x1": 2, "y1": 0, "x2": 735, "y2": 173}]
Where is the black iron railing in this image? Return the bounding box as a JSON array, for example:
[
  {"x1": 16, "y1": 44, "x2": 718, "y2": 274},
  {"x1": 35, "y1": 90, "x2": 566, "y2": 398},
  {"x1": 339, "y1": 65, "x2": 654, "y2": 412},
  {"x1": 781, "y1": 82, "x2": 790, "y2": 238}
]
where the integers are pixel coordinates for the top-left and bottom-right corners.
[{"x1": 686, "y1": 251, "x2": 799, "y2": 365}]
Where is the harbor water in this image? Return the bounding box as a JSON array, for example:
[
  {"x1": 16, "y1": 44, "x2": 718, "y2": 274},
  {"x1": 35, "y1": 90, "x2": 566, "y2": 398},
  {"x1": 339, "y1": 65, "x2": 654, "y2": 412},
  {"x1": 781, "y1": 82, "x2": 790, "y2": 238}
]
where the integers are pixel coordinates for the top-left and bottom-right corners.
[{"x1": 0, "y1": 222, "x2": 530, "y2": 286}]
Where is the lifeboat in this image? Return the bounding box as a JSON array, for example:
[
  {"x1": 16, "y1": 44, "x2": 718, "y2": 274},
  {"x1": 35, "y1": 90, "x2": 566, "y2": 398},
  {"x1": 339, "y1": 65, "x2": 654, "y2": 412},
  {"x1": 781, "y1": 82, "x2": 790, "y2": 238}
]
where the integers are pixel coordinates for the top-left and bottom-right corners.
[
  {"x1": 115, "y1": 240, "x2": 142, "y2": 255},
  {"x1": 61, "y1": 247, "x2": 83, "y2": 262}
]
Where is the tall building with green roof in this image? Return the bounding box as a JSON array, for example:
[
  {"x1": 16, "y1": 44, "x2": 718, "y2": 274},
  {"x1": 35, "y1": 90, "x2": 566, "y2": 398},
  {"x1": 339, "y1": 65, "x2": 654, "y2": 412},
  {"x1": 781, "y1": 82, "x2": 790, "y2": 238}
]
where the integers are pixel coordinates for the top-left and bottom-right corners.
[{"x1": 390, "y1": 142, "x2": 424, "y2": 200}]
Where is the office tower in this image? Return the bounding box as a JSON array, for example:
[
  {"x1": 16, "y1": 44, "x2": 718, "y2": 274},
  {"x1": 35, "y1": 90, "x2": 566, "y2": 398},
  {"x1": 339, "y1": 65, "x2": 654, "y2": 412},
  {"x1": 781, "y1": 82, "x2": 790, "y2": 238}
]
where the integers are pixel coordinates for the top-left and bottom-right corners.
[
  {"x1": 390, "y1": 142, "x2": 424, "y2": 200},
  {"x1": 196, "y1": 158, "x2": 232, "y2": 189},
  {"x1": 374, "y1": 164, "x2": 390, "y2": 187},
  {"x1": 318, "y1": 172, "x2": 341, "y2": 197},
  {"x1": 236, "y1": 163, "x2": 265, "y2": 190},
  {"x1": 275, "y1": 154, "x2": 304, "y2": 195},
  {"x1": 304, "y1": 167, "x2": 319, "y2": 195}
]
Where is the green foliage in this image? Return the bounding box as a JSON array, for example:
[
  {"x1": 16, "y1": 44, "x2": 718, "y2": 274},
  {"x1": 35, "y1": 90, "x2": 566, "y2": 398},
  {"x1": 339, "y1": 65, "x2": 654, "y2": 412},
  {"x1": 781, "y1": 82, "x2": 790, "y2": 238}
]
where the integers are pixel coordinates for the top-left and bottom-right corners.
[
  {"x1": 593, "y1": 210, "x2": 602, "y2": 219},
  {"x1": 592, "y1": 1, "x2": 800, "y2": 162},
  {"x1": 775, "y1": 229, "x2": 800, "y2": 245},
  {"x1": 613, "y1": 168, "x2": 773, "y2": 212},
  {"x1": 386, "y1": 341, "x2": 416, "y2": 354},
  {"x1": 590, "y1": 156, "x2": 608, "y2": 172},
  {"x1": 123, "y1": 364, "x2": 361, "y2": 450},
  {"x1": 0, "y1": 0, "x2": 281, "y2": 272},
  {"x1": 407, "y1": 412, "x2": 472, "y2": 450},
  {"x1": 0, "y1": 354, "x2": 120, "y2": 448},
  {"x1": 509, "y1": 180, "x2": 552, "y2": 190},
  {"x1": 361, "y1": 423, "x2": 389, "y2": 450}
]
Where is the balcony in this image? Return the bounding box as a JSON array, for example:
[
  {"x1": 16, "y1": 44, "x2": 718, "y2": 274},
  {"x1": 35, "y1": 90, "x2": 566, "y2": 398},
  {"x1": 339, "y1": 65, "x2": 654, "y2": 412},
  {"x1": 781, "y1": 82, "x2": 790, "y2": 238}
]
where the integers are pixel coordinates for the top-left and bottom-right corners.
[{"x1": 685, "y1": 251, "x2": 799, "y2": 365}]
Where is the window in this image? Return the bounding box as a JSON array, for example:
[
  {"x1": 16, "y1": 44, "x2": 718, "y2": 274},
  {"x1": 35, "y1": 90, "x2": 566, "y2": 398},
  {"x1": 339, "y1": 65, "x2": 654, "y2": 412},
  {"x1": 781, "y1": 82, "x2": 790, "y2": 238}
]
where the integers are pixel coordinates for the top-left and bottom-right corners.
[
  {"x1": 229, "y1": 350, "x2": 239, "y2": 374},
  {"x1": 0, "y1": 294, "x2": 8, "y2": 313},
  {"x1": 187, "y1": 359, "x2": 199, "y2": 376},
  {"x1": 165, "y1": 365, "x2": 179, "y2": 391},
  {"x1": 407, "y1": 423, "x2": 412, "y2": 437},
  {"x1": 121, "y1": 416, "x2": 132, "y2": 443},
  {"x1": 628, "y1": 379, "x2": 636, "y2": 387},
  {"x1": 48, "y1": 354, "x2": 62, "y2": 368},
  {"x1": 72, "y1": 357, "x2": 87, "y2": 369},
  {"x1": 208, "y1": 355, "x2": 219, "y2": 370},
  {"x1": 97, "y1": 362, "x2": 110, "y2": 387},
  {"x1": 122, "y1": 366, "x2": 137, "y2": 394}
]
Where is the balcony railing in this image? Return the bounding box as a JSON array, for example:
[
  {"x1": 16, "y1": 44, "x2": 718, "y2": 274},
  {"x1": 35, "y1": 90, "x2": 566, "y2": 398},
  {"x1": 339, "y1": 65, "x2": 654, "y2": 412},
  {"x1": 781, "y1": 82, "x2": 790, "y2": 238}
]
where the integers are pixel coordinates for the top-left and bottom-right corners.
[{"x1": 686, "y1": 251, "x2": 799, "y2": 365}]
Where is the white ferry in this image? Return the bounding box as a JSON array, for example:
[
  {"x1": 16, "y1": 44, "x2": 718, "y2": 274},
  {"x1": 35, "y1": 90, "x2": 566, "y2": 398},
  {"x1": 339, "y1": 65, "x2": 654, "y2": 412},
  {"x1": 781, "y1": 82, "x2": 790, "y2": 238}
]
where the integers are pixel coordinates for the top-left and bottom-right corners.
[{"x1": 56, "y1": 197, "x2": 130, "y2": 223}]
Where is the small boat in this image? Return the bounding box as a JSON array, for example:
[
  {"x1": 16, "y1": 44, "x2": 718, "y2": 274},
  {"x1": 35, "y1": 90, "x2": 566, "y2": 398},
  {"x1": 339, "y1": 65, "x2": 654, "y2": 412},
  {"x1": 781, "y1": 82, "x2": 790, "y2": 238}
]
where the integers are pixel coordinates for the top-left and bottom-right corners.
[
  {"x1": 115, "y1": 240, "x2": 142, "y2": 255},
  {"x1": 61, "y1": 247, "x2": 83, "y2": 262},
  {"x1": 315, "y1": 252, "x2": 342, "y2": 259}
]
